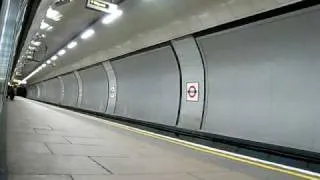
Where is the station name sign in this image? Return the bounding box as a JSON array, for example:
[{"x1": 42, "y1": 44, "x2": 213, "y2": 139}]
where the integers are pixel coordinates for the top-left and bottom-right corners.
[{"x1": 86, "y1": 0, "x2": 118, "y2": 13}]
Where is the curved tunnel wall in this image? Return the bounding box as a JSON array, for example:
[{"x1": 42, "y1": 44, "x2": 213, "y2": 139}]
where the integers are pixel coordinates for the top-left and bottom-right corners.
[
  {"x1": 27, "y1": 85, "x2": 37, "y2": 99},
  {"x1": 111, "y1": 46, "x2": 180, "y2": 126},
  {"x1": 197, "y1": 8, "x2": 320, "y2": 153},
  {"x1": 78, "y1": 64, "x2": 109, "y2": 113},
  {"x1": 44, "y1": 78, "x2": 62, "y2": 104},
  {"x1": 61, "y1": 73, "x2": 79, "y2": 107},
  {"x1": 27, "y1": 6, "x2": 320, "y2": 154},
  {"x1": 38, "y1": 82, "x2": 46, "y2": 101}
]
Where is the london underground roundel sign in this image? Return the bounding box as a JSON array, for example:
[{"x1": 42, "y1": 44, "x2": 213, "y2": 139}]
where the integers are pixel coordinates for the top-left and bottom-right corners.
[{"x1": 186, "y1": 82, "x2": 199, "y2": 102}]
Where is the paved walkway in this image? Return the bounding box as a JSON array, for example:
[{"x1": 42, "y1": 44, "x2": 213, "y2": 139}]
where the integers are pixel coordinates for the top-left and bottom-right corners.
[{"x1": 6, "y1": 97, "x2": 303, "y2": 180}]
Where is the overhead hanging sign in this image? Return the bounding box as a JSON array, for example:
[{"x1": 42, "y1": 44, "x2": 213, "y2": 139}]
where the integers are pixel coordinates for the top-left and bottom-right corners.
[
  {"x1": 86, "y1": 0, "x2": 118, "y2": 14},
  {"x1": 186, "y1": 82, "x2": 199, "y2": 102}
]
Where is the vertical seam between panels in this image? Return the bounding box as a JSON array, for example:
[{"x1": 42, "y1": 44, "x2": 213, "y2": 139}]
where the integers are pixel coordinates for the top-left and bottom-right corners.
[
  {"x1": 74, "y1": 72, "x2": 79, "y2": 107},
  {"x1": 170, "y1": 42, "x2": 182, "y2": 126},
  {"x1": 43, "y1": 81, "x2": 46, "y2": 101},
  {"x1": 58, "y1": 77, "x2": 64, "y2": 105},
  {"x1": 194, "y1": 37, "x2": 208, "y2": 130},
  {"x1": 102, "y1": 62, "x2": 110, "y2": 114},
  {"x1": 111, "y1": 60, "x2": 118, "y2": 115},
  {"x1": 109, "y1": 62, "x2": 117, "y2": 115},
  {"x1": 74, "y1": 71, "x2": 82, "y2": 108}
]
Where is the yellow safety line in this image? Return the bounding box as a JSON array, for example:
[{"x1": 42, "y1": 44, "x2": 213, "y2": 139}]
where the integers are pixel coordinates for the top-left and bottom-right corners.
[
  {"x1": 29, "y1": 98, "x2": 319, "y2": 179},
  {"x1": 100, "y1": 120, "x2": 320, "y2": 180}
]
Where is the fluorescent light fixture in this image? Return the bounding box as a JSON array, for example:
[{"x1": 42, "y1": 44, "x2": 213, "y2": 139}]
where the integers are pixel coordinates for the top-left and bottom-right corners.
[
  {"x1": 67, "y1": 41, "x2": 78, "y2": 49},
  {"x1": 40, "y1": 20, "x2": 53, "y2": 31},
  {"x1": 22, "y1": 65, "x2": 44, "y2": 82},
  {"x1": 86, "y1": 1, "x2": 118, "y2": 14},
  {"x1": 46, "y1": 60, "x2": 52, "y2": 64},
  {"x1": 51, "y1": 55, "x2": 58, "y2": 60},
  {"x1": 37, "y1": 66, "x2": 42, "y2": 71},
  {"x1": 102, "y1": 9, "x2": 123, "y2": 25},
  {"x1": 40, "y1": 20, "x2": 50, "y2": 29},
  {"x1": 46, "y1": 6, "x2": 63, "y2": 21},
  {"x1": 81, "y1": 29, "x2": 95, "y2": 39},
  {"x1": 31, "y1": 40, "x2": 41, "y2": 46},
  {"x1": 58, "y1": 49, "x2": 66, "y2": 56},
  {"x1": 28, "y1": 46, "x2": 36, "y2": 50}
]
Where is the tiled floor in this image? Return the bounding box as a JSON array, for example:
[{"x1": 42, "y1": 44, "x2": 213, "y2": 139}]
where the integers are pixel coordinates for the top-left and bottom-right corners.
[{"x1": 6, "y1": 98, "x2": 304, "y2": 180}]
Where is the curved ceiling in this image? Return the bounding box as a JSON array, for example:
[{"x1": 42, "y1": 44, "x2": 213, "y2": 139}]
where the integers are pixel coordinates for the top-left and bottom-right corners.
[
  {"x1": 16, "y1": 0, "x2": 104, "y2": 78},
  {"x1": 18, "y1": 0, "x2": 301, "y2": 84}
]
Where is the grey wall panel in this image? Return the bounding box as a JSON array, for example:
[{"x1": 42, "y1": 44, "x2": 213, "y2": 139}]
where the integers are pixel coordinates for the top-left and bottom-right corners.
[
  {"x1": 42, "y1": 81, "x2": 49, "y2": 102},
  {"x1": 26, "y1": 87, "x2": 31, "y2": 98},
  {"x1": 43, "y1": 81, "x2": 50, "y2": 102},
  {"x1": 31, "y1": 86, "x2": 37, "y2": 99},
  {"x1": 61, "y1": 73, "x2": 79, "y2": 107},
  {"x1": 197, "y1": 7, "x2": 320, "y2": 153},
  {"x1": 44, "y1": 81, "x2": 50, "y2": 102},
  {"x1": 78, "y1": 64, "x2": 109, "y2": 113},
  {"x1": 44, "y1": 78, "x2": 61, "y2": 104},
  {"x1": 27, "y1": 86, "x2": 36, "y2": 99},
  {"x1": 38, "y1": 82, "x2": 46, "y2": 101},
  {"x1": 32, "y1": 86, "x2": 36, "y2": 99},
  {"x1": 32, "y1": 85, "x2": 38, "y2": 99},
  {"x1": 112, "y1": 46, "x2": 180, "y2": 126},
  {"x1": 27, "y1": 86, "x2": 33, "y2": 99},
  {"x1": 172, "y1": 37, "x2": 205, "y2": 130}
]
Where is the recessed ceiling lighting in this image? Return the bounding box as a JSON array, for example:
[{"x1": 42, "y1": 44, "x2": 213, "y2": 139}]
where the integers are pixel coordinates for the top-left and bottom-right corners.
[
  {"x1": 51, "y1": 55, "x2": 58, "y2": 60},
  {"x1": 40, "y1": 20, "x2": 53, "y2": 31},
  {"x1": 28, "y1": 46, "x2": 36, "y2": 50},
  {"x1": 31, "y1": 40, "x2": 41, "y2": 46},
  {"x1": 102, "y1": 9, "x2": 123, "y2": 25},
  {"x1": 81, "y1": 29, "x2": 95, "y2": 39},
  {"x1": 67, "y1": 41, "x2": 78, "y2": 49},
  {"x1": 46, "y1": 60, "x2": 52, "y2": 64},
  {"x1": 46, "y1": 6, "x2": 63, "y2": 21},
  {"x1": 40, "y1": 20, "x2": 50, "y2": 29},
  {"x1": 20, "y1": 80, "x2": 27, "y2": 84},
  {"x1": 58, "y1": 49, "x2": 66, "y2": 56}
]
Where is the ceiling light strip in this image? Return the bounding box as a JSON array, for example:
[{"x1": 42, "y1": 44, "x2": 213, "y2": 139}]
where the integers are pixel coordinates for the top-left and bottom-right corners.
[{"x1": 22, "y1": 2, "x2": 124, "y2": 84}]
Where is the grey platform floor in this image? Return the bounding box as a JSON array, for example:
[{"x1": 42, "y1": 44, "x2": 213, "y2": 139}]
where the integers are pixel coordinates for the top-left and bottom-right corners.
[{"x1": 6, "y1": 97, "x2": 304, "y2": 180}]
